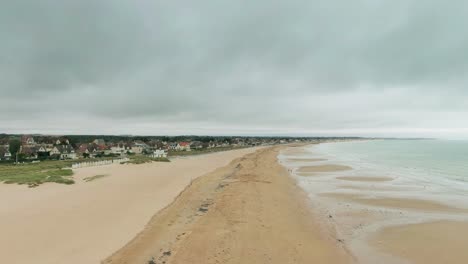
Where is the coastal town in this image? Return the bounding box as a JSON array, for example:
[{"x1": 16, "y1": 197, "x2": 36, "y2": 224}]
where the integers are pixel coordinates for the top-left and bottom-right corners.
[{"x1": 0, "y1": 134, "x2": 323, "y2": 162}]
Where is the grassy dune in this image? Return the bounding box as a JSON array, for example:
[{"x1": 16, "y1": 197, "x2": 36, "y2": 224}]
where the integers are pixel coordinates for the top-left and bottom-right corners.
[{"x1": 0, "y1": 160, "x2": 75, "y2": 187}]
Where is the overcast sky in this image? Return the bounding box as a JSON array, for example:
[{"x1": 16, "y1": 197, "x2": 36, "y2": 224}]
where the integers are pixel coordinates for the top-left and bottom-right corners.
[{"x1": 1, "y1": 1, "x2": 468, "y2": 138}]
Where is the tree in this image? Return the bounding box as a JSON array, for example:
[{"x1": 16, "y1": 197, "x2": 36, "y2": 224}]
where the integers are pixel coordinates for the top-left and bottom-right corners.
[{"x1": 8, "y1": 139, "x2": 21, "y2": 156}]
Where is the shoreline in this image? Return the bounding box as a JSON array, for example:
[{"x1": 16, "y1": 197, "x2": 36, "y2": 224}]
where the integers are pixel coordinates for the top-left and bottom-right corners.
[
  {"x1": 0, "y1": 147, "x2": 258, "y2": 264},
  {"x1": 104, "y1": 145, "x2": 354, "y2": 263},
  {"x1": 280, "y1": 142, "x2": 468, "y2": 264}
]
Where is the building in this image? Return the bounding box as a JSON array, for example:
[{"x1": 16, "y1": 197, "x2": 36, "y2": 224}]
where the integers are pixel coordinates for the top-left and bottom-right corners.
[
  {"x1": 151, "y1": 149, "x2": 167, "y2": 158},
  {"x1": 77, "y1": 144, "x2": 98, "y2": 158},
  {"x1": 176, "y1": 142, "x2": 191, "y2": 151},
  {"x1": 0, "y1": 147, "x2": 11, "y2": 161},
  {"x1": 190, "y1": 141, "x2": 203, "y2": 150},
  {"x1": 110, "y1": 143, "x2": 130, "y2": 155},
  {"x1": 168, "y1": 142, "x2": 178, "y2": 150},
  {"x1": 37, "y1": 145, "x2": 50, "y2": 158},
  {"x1": 50, "y1": 145, "x2": 77, "y2": 160},
  {"x1": 131, "y1": 141, "x2": 149, "y2": 154},
  {"x1": 20, "y1": 146, "x2": 39, "y2": 159},
  {"x1": 21, "y1": 135, "x2": 36, "y2": 146}
]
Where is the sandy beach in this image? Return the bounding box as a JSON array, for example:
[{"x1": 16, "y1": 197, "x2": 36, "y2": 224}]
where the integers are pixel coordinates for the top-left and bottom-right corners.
[
  {"x1": 105, "y1": 146, "x2": 353, "y2": 264},
  {"x1": 0, "y1": 148, "x2": 257, "y2": 264},
  {"x1": 4, "y1": 142, "x2": 466, "y2": 264}
]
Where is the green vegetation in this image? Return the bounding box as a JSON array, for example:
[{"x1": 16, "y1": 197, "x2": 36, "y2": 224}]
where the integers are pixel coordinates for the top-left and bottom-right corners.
[
  {"x1": 0, "y1": 146, "x2": 243, "y2": 187},
  {"x1": 0, "y1": 161, "x2": 75, "y2": 187},
  {"x1": 168, "y1": 146, "x2": 245, "y2": 157},
  {"x1": 8, "y1": 138, "x2": 21, "y2": 157},
  {"x1": 125, "y1": 155, "x2": 170, "y2": 164},
  {"x1": 83, "y1": 174, "x2": 108, "y2": 182}
]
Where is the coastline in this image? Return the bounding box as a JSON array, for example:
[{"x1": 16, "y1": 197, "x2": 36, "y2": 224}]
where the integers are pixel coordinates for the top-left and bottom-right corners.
[
  {"x1": 280, "y1": 141, "x2": 468, "y2": 264},
  {"x1": 104, "y1": 145, "x2": 353, "y2": 264},
  {"x1": 0, "y1": 147, "x2": 258, "y2": 264}
]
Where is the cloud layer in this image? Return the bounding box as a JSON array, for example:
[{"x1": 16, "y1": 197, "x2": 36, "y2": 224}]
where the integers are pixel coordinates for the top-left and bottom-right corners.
[{"x1": 1, "y1": 1, "x2": 468, "y2": 137}]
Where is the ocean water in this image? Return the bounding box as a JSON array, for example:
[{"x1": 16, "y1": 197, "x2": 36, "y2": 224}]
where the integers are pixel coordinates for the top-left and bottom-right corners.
[{"x1": 311, "y1": 140, "x2": 468, "y2": 196}]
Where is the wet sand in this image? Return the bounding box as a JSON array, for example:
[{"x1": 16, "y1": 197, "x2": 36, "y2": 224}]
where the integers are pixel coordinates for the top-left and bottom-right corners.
[
  {"x1": 371, "y1": 221, "x2": 468, "y2": 264},
  {"x1": 286, "y1": 158, "x2": 327, "y2": 162},
  {"x1": 0, "y1": 148, "x2": 258, "y2": 264},
  {"x1": 105, "y1": 146, "x2": 353, "y2": 264},
  {"x1": 297, "y1": 164, "x2": 352, "y2": 173},
  {"x1": 321, "y1": 192, "x2": 468, "y2": 213},
  {"x1": 336, "y1": 176, "x2": 394, "y2": 182}
]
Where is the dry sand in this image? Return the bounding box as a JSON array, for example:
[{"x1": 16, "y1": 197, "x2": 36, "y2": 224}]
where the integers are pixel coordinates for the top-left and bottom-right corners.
[
  {"x1": 0, "y1": 148, "x2": 257, "y2": 264},
  {"x1": 371, "y1": 220, "x2": 468, "y2": 264},
  {"x1": 105, "y1": 146, "x2": 353, "y2": 264}
]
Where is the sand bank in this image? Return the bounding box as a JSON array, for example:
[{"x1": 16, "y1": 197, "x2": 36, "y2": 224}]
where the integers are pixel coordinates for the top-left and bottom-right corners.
[
  {"x1": 321, "y1": 193, "x2": 468, "y2": 213},
  {"x1": 336, "y1": 176, "x2": 394, "y2": 182},
  {"x1": 105, "y1": 146, "x2": 353, "y2": 264},
  {"x1": 0, "y1": 148, "x2": 257, "y2": 264},
  {"x1": 296, "y1": 164, "x2": 352, "y2": 174},
  {"x1": 286, "y1": 158, "x2": 328, "y2": 162}
]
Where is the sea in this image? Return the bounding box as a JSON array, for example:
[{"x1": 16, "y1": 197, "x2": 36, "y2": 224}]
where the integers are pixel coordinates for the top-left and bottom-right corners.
[
  {"x1": 281, "y1": 139, "x2": 468, "y2": 207},
  {"x1": 279, "y1": 139, "x2": 468, "y2": 263}
]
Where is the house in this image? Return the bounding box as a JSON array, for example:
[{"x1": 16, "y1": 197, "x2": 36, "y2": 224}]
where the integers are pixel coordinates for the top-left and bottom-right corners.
[
  {"x1": 21, "y1": 135, "x2": 36, "y2": 146},
  {"x1": 151, "y1": 149, "x2": 167, "y2": 158},
  {"x1": 131, "y1": 141, "x2": 149, "y2": 154},
  {"x1": 20, "y1": 146, "x2": 39, "y2": 159},
  {"x1": 0, "y1": 147, "x2": 11, "y2": 161},
  {"x1": 110, "y1": 143, "x2": 130, "y2": 155},
  {"x1": 55, "y1": 138, "x2": 70, "y2": 145},
  {"x1": 176, "y1": 142, "x2": 191, "y2": 151},
  {"x1": 50, "y1": 145, "x2": 77, "y2": 160},
  {"x1": 190, "y1": 141, "x2": 203, "y2": 150},
  {"x1": 77, "y1": 144, "x2": 97, "y2": 158},
  {"x1": 168, "y1": 142, "x2": 178, "y2": 150},
  {"x1": 37, "y1": 145, "x2": 50, "y2": 158}
]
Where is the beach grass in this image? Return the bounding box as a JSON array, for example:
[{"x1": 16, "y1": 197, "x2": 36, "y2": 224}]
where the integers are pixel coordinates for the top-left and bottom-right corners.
[
  {"x1": 168, "y1": 146, "x2": 246, "y2": 157},
  {"x1": 126, "y1": 155, "x2": 170, "y2": 164},
  {"x1": 0, "y1": 161, "x2": 75, "y2": 187}
]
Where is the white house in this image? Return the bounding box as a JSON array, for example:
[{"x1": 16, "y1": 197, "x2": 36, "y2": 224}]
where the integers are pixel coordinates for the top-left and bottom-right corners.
[
  {"x1": 131, "y1": 141, "x2": 149, "y2": 154},
  {"x1": 111, "y1": 143, "x2": 129, "y2": 155},
  {"x1": 151, "y1": 149, "x2": 167, "y2": 158},
  {"x1": 51, "y1": 145, "x2": 77, "y2": 160}
]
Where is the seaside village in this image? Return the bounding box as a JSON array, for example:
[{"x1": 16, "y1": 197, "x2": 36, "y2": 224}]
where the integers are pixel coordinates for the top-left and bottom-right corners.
[{"x1": 0, "y1": 135, "x2": 309, "y2": 162}]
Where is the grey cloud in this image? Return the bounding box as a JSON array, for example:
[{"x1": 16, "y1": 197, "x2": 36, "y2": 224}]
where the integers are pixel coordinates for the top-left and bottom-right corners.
[{"x1": 1, "y1": 0, "x2": 468, "y2": 137}]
